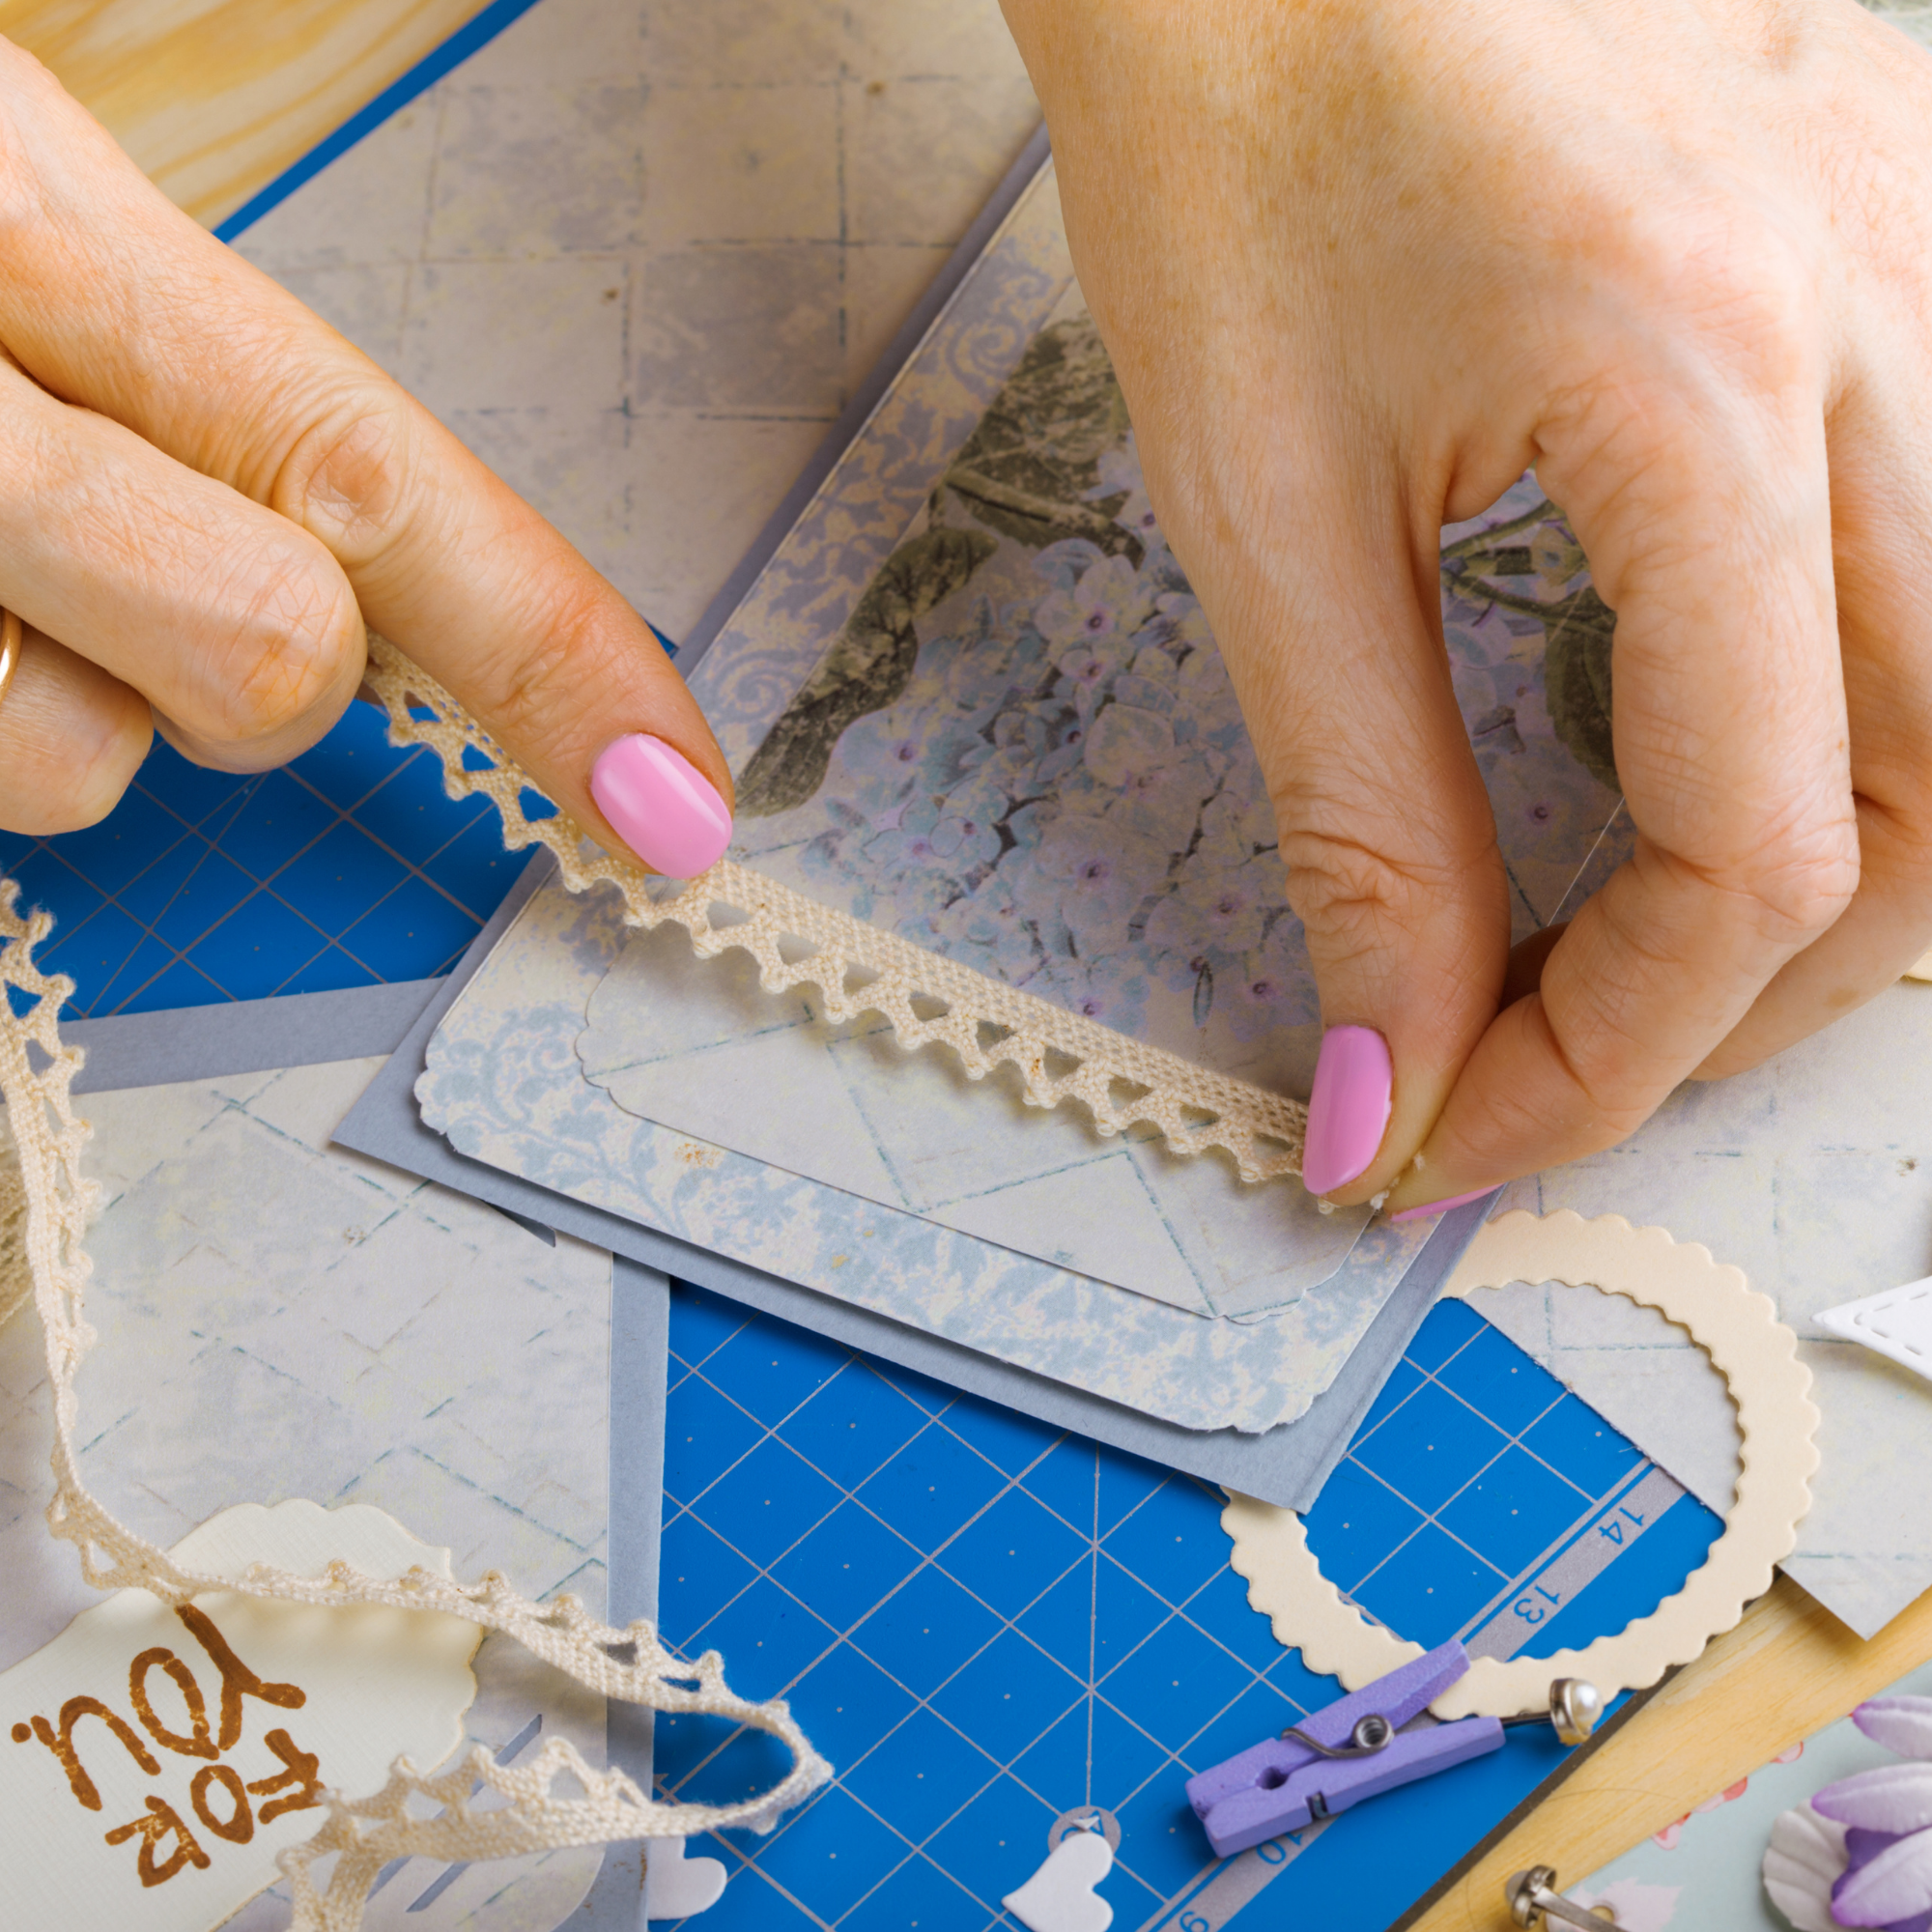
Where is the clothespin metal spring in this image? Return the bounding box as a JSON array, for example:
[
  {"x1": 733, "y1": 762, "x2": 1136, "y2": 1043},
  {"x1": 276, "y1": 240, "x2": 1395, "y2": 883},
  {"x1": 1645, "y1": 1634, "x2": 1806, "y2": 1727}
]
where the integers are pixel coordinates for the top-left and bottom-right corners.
[{"x1": 1278, "y1": 1712, "x2": 1394, "y2": 1759}]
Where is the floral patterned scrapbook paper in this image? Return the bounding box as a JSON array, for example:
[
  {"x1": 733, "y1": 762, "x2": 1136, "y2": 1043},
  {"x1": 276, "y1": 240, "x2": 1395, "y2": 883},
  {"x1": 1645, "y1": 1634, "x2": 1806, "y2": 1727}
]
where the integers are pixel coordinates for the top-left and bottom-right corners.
[
  {"x1": 689, "y1": 252, "x2": 1632, "y2": 1096},
  {"x1": 423, "y1": 158, "x2": 1637, "y2": 1431}
]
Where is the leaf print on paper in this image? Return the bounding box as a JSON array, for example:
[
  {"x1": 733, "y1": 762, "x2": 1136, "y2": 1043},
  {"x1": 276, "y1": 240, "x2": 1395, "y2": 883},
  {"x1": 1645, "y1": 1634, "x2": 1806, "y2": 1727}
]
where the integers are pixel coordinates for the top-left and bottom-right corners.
[
  {"x1": 726, "y1": 301, "x2": 1632, "y2": 1074},
  {"x1": 1443, "y1": 498, "x2": 1621, "y2": 793},
  {"x1": 737, "y1": 525, "x2": 999, "y2": 817},
  {"x1": 944, "y1": 310, "x2": 1136, "y2": 557}
]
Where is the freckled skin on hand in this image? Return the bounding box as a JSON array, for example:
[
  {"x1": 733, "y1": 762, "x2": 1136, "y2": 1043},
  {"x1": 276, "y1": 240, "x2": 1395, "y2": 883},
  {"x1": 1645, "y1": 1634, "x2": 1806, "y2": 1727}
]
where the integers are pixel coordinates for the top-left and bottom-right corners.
[{"x1": 998, "y1": 0, "x2": 1932, "y2": 1203}]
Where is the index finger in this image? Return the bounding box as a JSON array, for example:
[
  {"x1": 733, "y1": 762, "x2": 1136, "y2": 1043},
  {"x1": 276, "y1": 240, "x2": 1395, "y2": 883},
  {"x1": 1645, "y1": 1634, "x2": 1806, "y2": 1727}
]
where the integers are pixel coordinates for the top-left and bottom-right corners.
[
  {"x1": 0, "y1": 43, "x2": 733, "y2": 867},
  {"x1": 1391, "y1": 310, "x2": 1854, "y2": 1206}
]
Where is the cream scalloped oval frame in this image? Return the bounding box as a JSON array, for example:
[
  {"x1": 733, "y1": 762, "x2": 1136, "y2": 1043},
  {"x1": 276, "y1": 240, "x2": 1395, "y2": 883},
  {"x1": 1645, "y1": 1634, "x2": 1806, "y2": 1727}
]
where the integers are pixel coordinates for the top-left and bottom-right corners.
[{"x1": 1223, "y1": 1210, "x2": 1820, "y2": 1719}]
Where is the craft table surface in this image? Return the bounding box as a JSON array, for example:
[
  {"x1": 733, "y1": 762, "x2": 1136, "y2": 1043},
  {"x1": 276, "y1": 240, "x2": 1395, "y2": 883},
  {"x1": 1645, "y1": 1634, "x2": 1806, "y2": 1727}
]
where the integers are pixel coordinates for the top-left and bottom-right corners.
[
  {"x1": 0, "y1": 5, "x2": 1736, "y2": 1929},
  {"x1": 0, "y1": 0, "x2": 501, "y2": 228},
  {"x1": 1406, "y1": 1576, "x2": 1932, "y2": 1932}
]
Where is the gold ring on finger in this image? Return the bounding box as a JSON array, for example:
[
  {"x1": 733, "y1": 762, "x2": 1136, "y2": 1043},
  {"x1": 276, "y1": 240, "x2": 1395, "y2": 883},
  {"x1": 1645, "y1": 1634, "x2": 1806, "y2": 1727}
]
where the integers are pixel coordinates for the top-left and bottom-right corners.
[{"x1": 0, "y1": 609, "x2": 18, "y2": 711}]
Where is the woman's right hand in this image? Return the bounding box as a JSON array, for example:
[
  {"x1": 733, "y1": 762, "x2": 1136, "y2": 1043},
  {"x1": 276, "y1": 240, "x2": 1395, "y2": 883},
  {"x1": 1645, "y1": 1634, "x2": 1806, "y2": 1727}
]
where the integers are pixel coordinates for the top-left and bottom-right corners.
[{"x1": 1002, "y1": 0, "x2": 1932, "y2": 1209}]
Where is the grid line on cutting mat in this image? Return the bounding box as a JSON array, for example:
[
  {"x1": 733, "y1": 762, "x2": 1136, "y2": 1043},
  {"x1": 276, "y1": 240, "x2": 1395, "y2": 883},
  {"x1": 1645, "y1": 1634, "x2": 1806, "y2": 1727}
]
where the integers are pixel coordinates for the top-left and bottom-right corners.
[
  {"x1": 653, "y1": 1284, "x2": 1721, "y2": 1931},
  {"x1": 0, "y1": 705, "x2": 517, "y2": 1015}
]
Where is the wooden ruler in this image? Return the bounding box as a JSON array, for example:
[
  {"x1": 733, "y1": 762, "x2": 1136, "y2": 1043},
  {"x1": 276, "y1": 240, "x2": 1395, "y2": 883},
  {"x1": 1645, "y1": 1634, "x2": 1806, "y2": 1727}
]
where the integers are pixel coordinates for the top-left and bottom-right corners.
[
  {"x1": 1403, "y1": 1574, "x2": 1932, "y2": 1929},
  {"x1": 0, "y1": 0, "x2": 495, "y2": 225}
]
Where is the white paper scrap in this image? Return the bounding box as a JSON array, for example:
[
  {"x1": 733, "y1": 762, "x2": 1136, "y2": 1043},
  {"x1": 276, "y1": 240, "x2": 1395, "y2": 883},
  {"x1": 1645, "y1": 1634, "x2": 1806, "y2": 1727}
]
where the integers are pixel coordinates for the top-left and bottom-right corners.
[
  {"x1": 643, "y1": 1837, "x2": 727, "y2": 1918},
  {"x1": 1816, "y1": 1276, "x2": 1932, "y2": 1384}
]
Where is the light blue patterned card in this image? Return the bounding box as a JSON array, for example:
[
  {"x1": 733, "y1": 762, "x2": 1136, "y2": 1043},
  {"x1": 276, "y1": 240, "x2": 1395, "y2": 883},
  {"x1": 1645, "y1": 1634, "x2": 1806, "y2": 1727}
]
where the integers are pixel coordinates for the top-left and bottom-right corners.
[
  {"x1": 578, "y1": 922, "x2": 1367, "y2": 1320},
  {"x1": 419, "y1": 878, "x2": 1435, "y2": 1434}
]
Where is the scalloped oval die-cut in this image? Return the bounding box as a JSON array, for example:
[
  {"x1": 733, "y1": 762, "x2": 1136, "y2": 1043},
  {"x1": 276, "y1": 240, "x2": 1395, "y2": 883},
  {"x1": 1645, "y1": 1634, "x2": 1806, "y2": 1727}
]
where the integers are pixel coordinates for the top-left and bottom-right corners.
[
  {"x1": 1, "y1": 1500, "x2": 479, "y2": 1932},
  {"x1": 1221, "y1": 1212, "x2": 1819, "y2": 1718}
]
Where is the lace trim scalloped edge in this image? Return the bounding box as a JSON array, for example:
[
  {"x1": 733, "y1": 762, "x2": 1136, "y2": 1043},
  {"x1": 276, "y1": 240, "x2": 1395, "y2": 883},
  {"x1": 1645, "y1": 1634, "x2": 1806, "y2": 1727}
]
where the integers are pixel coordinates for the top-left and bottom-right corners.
[
  {"x1": 359, "y1": 637, "x2": 1309, "y2": 1186},
  {"x1": 0, "y1": 878, "x2": 831, "y2": 1932},
  {"x1": 1221, "y1": 1210, "x2": 1819, "y2": 1718}
]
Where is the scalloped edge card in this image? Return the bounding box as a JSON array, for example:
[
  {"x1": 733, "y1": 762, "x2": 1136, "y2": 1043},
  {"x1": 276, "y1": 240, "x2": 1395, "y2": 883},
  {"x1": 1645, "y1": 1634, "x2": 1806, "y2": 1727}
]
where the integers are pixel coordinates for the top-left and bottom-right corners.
[{"x1": 1224, "y1": 1213, "x2": 1819, "y2": 1714}]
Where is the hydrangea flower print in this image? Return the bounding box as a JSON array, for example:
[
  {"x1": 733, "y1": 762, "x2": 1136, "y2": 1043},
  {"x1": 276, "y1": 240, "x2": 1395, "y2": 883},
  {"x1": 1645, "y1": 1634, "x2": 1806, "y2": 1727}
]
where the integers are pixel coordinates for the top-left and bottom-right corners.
[
  {"x1": 737, "y1": 304, "x2": 1628, "y2": 1069},
  {"x1": 792, "y1": 525, "x2": 1304, "y2": 1057},
  {"x1": 1034, "y1": 551, "x2": 1151, "y2": 647}
]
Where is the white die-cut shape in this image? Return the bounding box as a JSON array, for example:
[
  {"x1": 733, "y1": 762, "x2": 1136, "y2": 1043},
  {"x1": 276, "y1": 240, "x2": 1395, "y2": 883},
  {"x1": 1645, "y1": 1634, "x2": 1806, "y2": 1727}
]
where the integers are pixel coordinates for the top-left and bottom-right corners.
[{"x1": 643, "y1": 1837, "x2": 727, "y2": 1918}]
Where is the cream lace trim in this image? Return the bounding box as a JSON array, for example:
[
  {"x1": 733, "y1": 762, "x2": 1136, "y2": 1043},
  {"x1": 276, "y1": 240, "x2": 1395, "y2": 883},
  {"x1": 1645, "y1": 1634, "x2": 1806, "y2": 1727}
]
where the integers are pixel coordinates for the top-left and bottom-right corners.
[
  {"x1": 360, "y1": 637, "x2": 1309, "y2": 1184},
  {"x1": 0, "y1": 883, "x2": 830, "y2": 1931},
  {"x1": 0, "y1": 1104, "x2": 26, "y2": 1332},
  {"x1": 0, "y1": 633, "x2": 1313, "y2": 1929}
]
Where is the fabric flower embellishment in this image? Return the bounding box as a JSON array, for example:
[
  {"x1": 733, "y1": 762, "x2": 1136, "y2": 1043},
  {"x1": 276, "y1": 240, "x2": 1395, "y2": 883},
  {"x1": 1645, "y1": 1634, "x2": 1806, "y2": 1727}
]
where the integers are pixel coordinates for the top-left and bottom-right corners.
[{"x1": 1765, "y1": 1696, "x2": 1932, "y2": 1930}]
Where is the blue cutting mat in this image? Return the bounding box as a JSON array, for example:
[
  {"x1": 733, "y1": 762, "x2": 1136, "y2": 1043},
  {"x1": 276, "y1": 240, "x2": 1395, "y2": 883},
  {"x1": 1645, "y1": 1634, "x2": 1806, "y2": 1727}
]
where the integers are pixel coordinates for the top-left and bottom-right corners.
[
  {"x1": 654, "y1": 1285, "x2": 1719, "y2": 1931},
  {"x1": 0, "y1": 709, "x2": 518, "y2": 1015}
]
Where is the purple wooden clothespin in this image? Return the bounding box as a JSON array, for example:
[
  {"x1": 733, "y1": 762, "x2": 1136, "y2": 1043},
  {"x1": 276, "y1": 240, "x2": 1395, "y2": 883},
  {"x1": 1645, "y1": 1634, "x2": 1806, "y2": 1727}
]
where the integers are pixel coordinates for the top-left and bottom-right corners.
[{"x1": 1184, "y1": 1640, "x2": 1503, "y2": 1860}]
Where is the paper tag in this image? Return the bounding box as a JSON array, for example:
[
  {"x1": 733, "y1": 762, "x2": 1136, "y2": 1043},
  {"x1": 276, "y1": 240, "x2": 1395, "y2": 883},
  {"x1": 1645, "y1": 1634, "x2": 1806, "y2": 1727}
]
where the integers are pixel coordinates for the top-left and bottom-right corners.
[{"x1": 1, "y1": 1498, "x2": 480, "y2": 1932}]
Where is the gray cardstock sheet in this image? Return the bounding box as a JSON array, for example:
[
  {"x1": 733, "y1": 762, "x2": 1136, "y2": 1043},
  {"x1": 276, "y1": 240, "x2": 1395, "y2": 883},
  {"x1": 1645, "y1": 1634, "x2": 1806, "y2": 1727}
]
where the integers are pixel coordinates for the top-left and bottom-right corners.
[
  {"x1": 336, "y1": 850, "x2": 1493, "y2": 1512},
  {"x1": 59, "y1": 979, "x2": 443, "y2": 1092}
]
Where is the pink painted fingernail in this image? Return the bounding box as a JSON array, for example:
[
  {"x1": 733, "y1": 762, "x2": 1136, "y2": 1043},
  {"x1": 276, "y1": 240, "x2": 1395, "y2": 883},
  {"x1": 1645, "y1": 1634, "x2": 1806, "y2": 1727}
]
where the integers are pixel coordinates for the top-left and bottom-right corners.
[
  {"x1": 1389, "y1": 1186, "x2": 1498, "y2": 1225},
  {"x1": 1301, "y1": 1024, "x2": 1393, "y2": 1196},
  {"x1": 590, "y1": 733, "x2": 732, "y2": 878}
]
